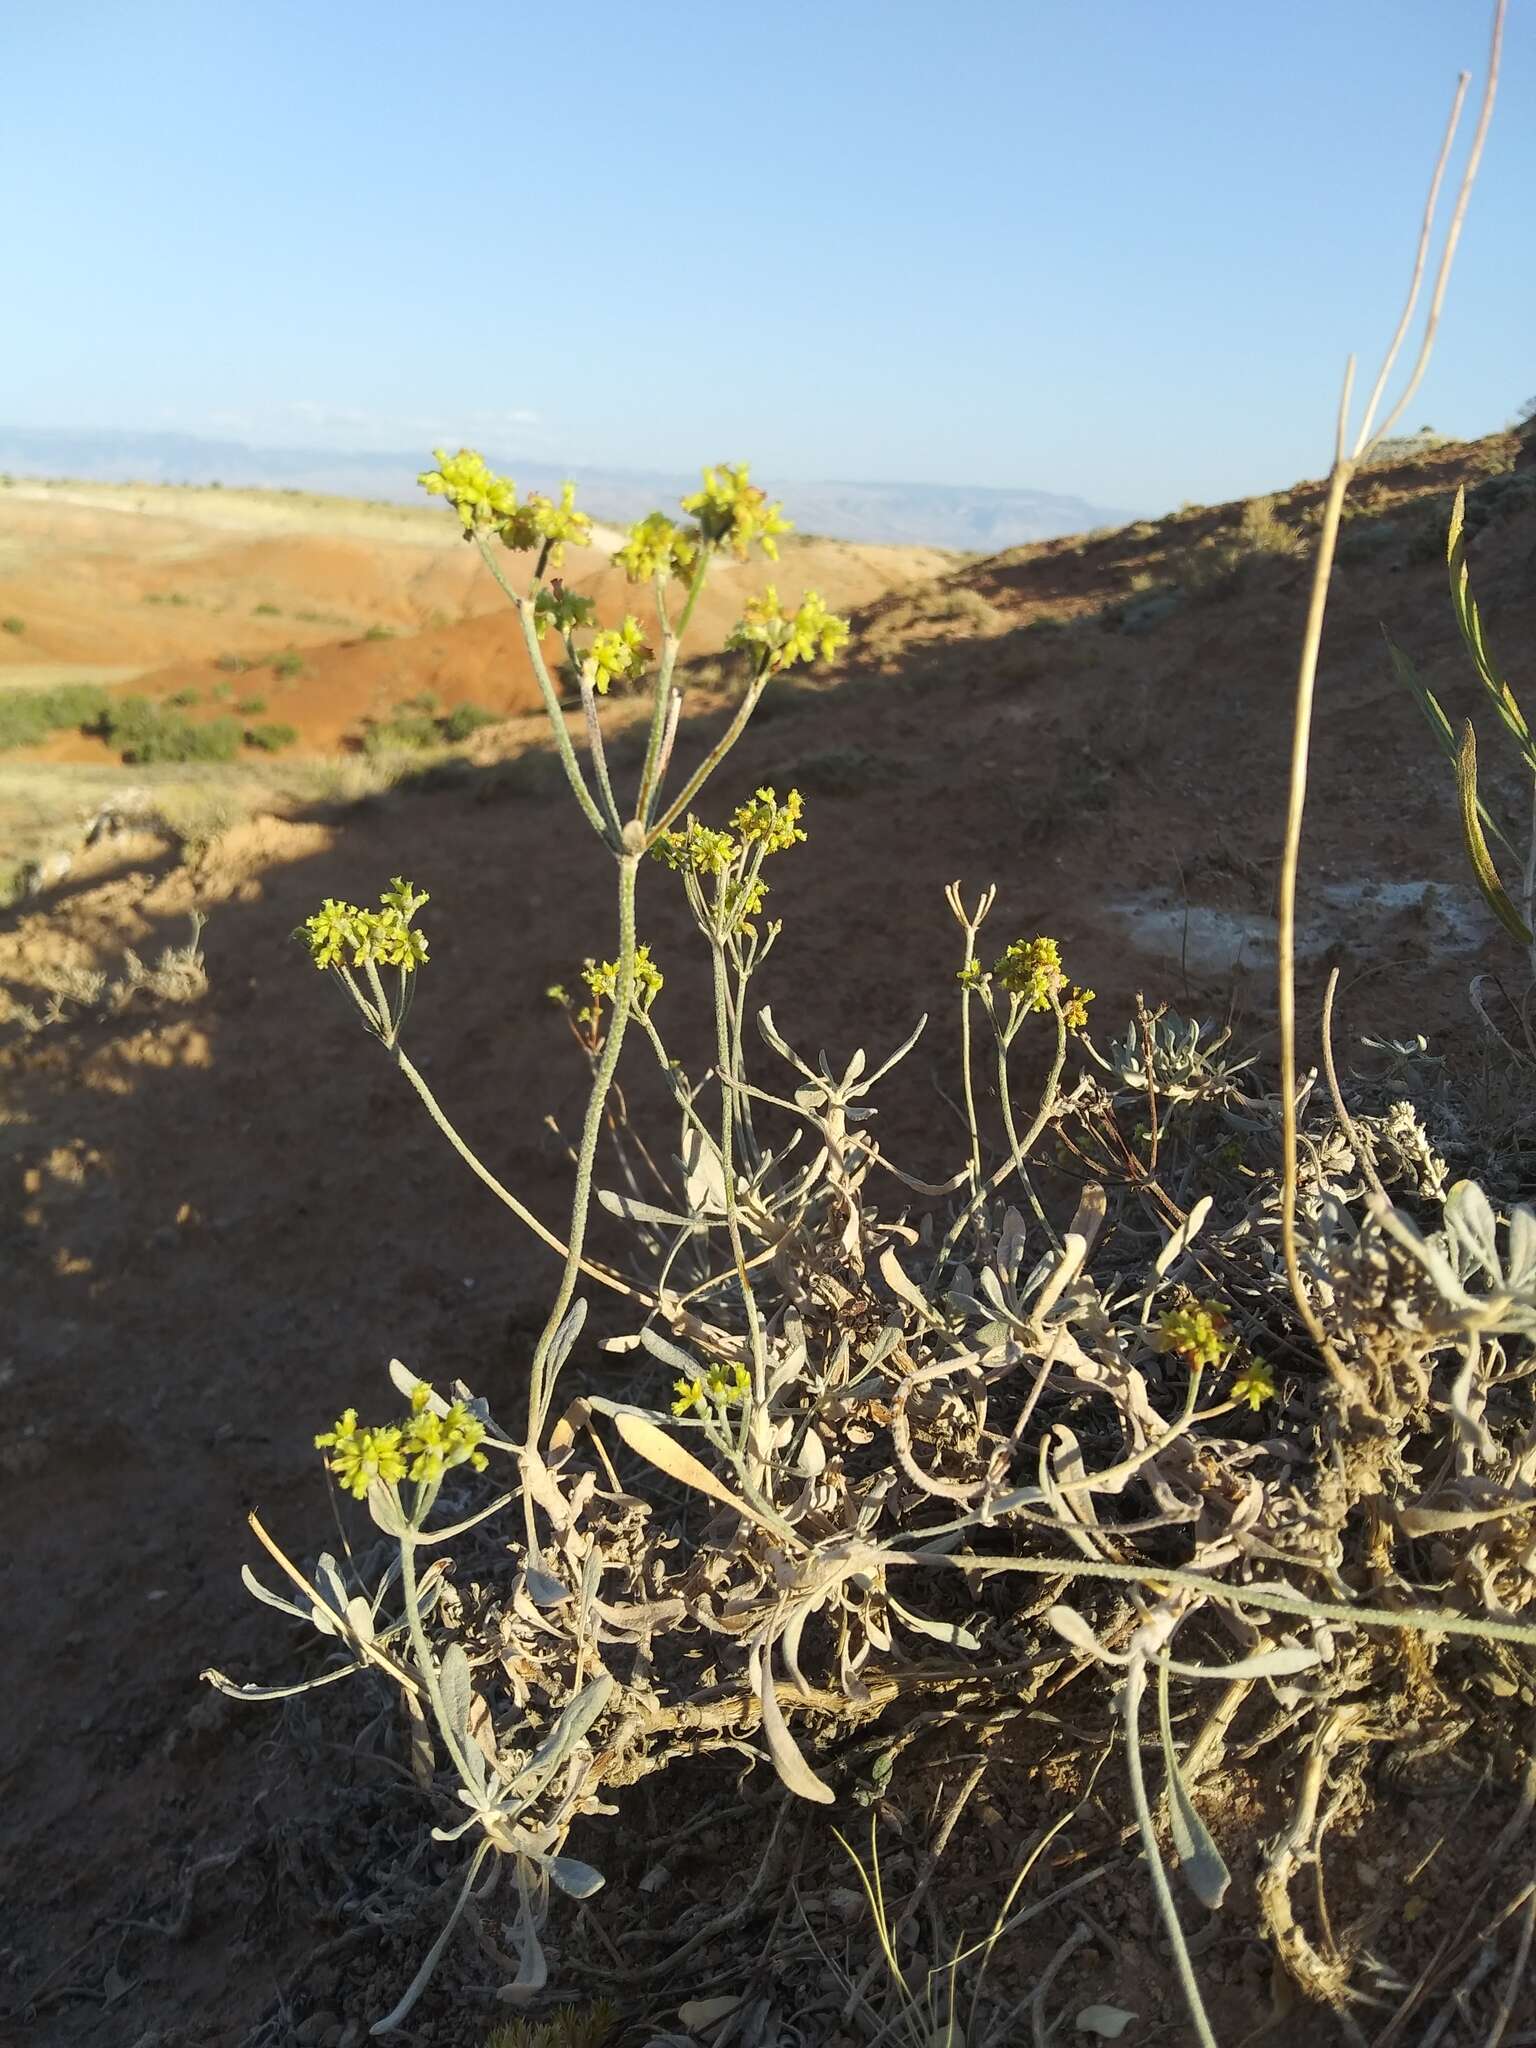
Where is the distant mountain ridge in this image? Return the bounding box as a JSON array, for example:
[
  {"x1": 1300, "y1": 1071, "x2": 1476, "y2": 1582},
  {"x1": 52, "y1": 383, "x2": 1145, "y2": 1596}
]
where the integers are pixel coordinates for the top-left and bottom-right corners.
[{"x1": 0, "y1": 427, "x2": 1126, "y2": 551}]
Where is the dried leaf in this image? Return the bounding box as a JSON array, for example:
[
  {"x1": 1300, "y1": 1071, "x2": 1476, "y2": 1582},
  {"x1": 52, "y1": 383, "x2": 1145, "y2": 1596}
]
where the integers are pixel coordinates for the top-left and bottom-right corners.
[
  {"x1": 753, "y1": 1645, "x2": 834, "y2": 1803},
  {"x1": 1075, "y1": 2005, "x2": 1137, "y2": 2039},
  {"x1": 1155, "y1": 1195, "x2": 1213, "y2": 1278},
  {"x1": 613, "y1": 1411, "x2": 765, "y2": 1522},
  {"x1": 1045, "y1": 1604, "x2": 1107, "y2": 1660},
  {"x1": 679, "y1": 1993, "x2": 742, "y2": 2030}
]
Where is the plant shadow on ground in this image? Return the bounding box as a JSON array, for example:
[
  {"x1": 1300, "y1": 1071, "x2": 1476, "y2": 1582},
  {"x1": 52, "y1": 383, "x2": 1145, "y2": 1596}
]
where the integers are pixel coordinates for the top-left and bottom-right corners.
[{"x1": 3, "y1": 435, "x2": 1535, "y2": 2047}]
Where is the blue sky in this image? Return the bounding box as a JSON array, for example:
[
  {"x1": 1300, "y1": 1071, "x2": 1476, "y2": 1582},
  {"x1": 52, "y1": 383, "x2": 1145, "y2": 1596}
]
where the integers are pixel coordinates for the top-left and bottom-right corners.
[{"x1": 4, "y1": 1, "x2": 1529, "y2": 514}]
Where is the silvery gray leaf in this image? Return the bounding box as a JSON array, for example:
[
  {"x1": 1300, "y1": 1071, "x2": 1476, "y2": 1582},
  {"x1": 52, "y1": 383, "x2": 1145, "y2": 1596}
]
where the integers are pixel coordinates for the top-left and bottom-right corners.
[
  {"x1": 640, "y1": 1327, "x2": 705, "y2": 1377},
  {"x1": 525, "y1": 1565, "x2": 571, "y2": 1607},
  {"x1": 599, "y1": 1190, "x2": 699, "y2": 1231},
  {"x1": 1157, "y1": 1655, "x2": 1230, "y2": 1910},
  {"x1": 511, "y1": 1670, "x2": 614, "y2": 1794},
  {"x1": 240, "y1": 1565, "x2": 317, "y2": 1627},
  {"x1": 1155, "y1": 1194, "x2": 1213, "y2": 1277},
  {"x1": 1444, "y1": 1179, "x2": 1501, "y2": 1283},
  {"x1": 439, "y1": 1641, "x2": 473, "y2": 1743},
  {"x1": 548, "y1": 1854, "x2": 606, "y2": 1898},
  {"x1": 547, "y1": 1297, "x2": 588, "y2": 1375}
]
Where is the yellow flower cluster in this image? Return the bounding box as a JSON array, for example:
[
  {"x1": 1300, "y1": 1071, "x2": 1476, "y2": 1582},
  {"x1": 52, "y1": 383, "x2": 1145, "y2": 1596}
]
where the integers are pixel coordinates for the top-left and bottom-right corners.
[
  {"x1": 672, "y1": 1359, "x2": 753, "y2": 1416},
  {"x1": 682, "y1": 464, "x2": 791, "y2": 561},
  {"x1": 582, "y1": 942, "x2": 664, "y2": 1011},
  {"x1": 315, "y1": 1384, "x2": 488, "y2": 1501},
  {"x1": 613, "y1": 512, "x2": 700, "y2": 586},
  {"x1": 302, "y1": 877, "x2": 430, "y2": 974},
  {"x1": 991, "y1": 934, "x2": 1093, "y2": 1027},
  {"x1": 1156, "y1": 1300, "x2": 1237, "y2": 1371},
  {"x1": 416, "y1": 448, "x2": 516, "y2": 532},
  {"x1": 418, "y1": 451, "x2": 591, "y2": 565},
  {"x1": 586, "y1": 615, "x2": 652, "y2": 693},
  {"x1": 652, "y1": 819, "x2": 738, "y2": 876},
  {"x1": 726, "y1": 587, "x2": 850, "y2": 673},
  {"x1": 731, "y1": 785, "x2": 806, "y2": 852},
  {"x1": 1230, "y1": 1362, "x2": 1277, "y2": 1410},
  {"x1": 652, "y1": 792, "x2": 807, "y2": 936}
]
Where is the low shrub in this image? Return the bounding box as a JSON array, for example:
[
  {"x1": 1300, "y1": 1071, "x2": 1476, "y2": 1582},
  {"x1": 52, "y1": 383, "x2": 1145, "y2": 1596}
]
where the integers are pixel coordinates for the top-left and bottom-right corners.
[
  {"x1": 362, "y1": 710, "x2": 440, "y2": 755},
  {"x1": 271, "y1": 651, "x2": 304, "y2": 678},
  {"x1": 2, "y1": 615, "x2": 25, "y2": 635},
  {"x1": 440, "y1": 701, "x2": 499, "y2": 741},
  {"x1": 0, "y1": 682, "x2": 111, "y2": 750},
  {"x1": 243, "y1": 721, "x2": 298, "y2": 752},
  {"x1": 207, "y1": 156, "x2": 1536, "y2": 2038},
  {"x1": 235, "y1": 695, "x2": 267, "y2": 716},
  {"x1": 92, "y1": 697, "x2": 243, "y2": 763},
  {"x1": 251, "y1": 601, "x2": 281, "y2": 617}
]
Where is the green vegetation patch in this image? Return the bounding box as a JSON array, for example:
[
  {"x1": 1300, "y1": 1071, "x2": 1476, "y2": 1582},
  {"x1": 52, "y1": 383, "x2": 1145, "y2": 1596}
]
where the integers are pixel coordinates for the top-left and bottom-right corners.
[{"x1": 0, "y1": 682, "x2": 111, "y2": 751}]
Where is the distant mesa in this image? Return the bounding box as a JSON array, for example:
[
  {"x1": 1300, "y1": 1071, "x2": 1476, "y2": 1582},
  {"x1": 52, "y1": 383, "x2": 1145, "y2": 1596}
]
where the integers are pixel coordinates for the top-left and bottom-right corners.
[{"x1": 0, "y1": 427, "x2": 1126, "y2": 553}]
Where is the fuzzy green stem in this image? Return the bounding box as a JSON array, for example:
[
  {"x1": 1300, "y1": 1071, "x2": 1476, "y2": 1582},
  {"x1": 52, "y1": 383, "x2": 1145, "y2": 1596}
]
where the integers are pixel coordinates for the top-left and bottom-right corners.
[
  {"x1": 397, "y1": 1506, "x2": 479, "y2": 1793},
  {"x1": 526, "y1": 853, "x2": 641, "y2": 1446},
  {"x1": 1122, "y1": 1659, "x2": 1219, "y2": 2048},
  {"x1": 648, "y1": 670, "x2": 770, "y2": 843},
  {"x1": 710, "y1": 936, "x2": 769, "y2": 1405},
  {"x1": 393, "y1": 1048, "x2": 642, "y2": 1303},
  {"x1": 637, "y1": 548, "x2": 713, "y2": 826},
  {"x1": 936, "y1": 1006, "x2": 1069, "y2": 1275},
  {"x1": 995, "y1": 1016, "x2": 1064, "y2": 1252},
  {"x1": 474, "y1": 534, "x2": 613, "y2": 845}
]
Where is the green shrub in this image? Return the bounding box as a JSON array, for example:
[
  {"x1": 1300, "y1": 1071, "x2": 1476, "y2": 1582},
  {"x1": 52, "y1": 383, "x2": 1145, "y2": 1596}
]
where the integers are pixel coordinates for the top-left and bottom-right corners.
[
  {"x1": 142, "y1": 591, "x2": 190, "y2": 607},
  {"x1": 251, "y1": 602, "x2": 281, "y2": 617},
  {"x1": 441, "y1": 702, "x2": 499, "y2": 741},
  {"x1": 167, "y1": 688, "x2": 201, "y2": 709},
  {"x1": 1, "y1": 615, "x2": 25, "y2": 635},
  {"x1": 92, "y1": 697, "x2": 243, "y2": 763},
  {"x1": 363, "y1": 711, "x2": 440, "y2": 755},
  {"x1": 215, "y1": 653, "x2": 249, "y2": 674},
  {"x1": 0, "y1": 682, "x2": 111, "y2": 750},
  {"x1": 271, "y1": 651, "x2": 304, "y2": 678},
  {"x1": 235, "y1": 696, "x2": 267, "y2": 716},
  {"x1": 364, "y1": 623, "x2": 395, "y2": 641},
  {"x1": 243, "y1": 721, "x2": 298, "y2": 752}
]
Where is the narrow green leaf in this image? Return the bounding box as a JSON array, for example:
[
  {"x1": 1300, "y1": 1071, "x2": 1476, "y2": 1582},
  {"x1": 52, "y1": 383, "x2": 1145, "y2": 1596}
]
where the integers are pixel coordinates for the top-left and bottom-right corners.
[
  {"x1": 1386, "y1": 632, "x2": 1522, "y2": 863},
  {"x1": 1448, "y1": 487, "x2": 1535, "y2": 765},
  {"x1": 1156, "y1": 1655, "x2": 1231, "y2": 1911},
  {"x1": 1457, "y1": 722, "x2": 1532, "y2": 944}
]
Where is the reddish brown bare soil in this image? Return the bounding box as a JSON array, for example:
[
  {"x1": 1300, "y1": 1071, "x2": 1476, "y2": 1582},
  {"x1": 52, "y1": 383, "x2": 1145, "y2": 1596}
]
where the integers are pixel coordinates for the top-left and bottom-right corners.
[{"x1": 2, "y1": 434, "x2": 1534, "y2": 2046}]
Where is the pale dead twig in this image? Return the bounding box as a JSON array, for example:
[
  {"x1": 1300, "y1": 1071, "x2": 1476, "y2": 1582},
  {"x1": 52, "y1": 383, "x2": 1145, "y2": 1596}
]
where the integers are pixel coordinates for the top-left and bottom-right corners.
[{"x1": 1277, "y1": 0, "x2": 1506, "y2": 1380}]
